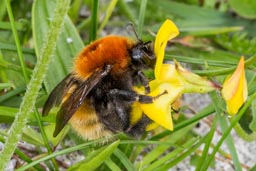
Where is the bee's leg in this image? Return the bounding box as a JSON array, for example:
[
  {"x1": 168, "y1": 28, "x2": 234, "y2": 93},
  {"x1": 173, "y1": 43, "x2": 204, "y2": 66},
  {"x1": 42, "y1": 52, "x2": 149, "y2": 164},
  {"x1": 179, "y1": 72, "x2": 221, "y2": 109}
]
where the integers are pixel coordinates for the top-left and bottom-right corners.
[
  {"x1": 108, "y1": 89, "x2": 167, "y2": 134},
  {"x1": 125, "y1": 115, "x2": 152, "y2": 137},
  {"x1": 136, "y1": 70, "x2": 150, "y2": 94},
  {"x1": 109, "y1": 89, "x2": 168, "y2": 104},
  {"x1": 108, "y1": 89, "x2": 153, "y2": 104}
]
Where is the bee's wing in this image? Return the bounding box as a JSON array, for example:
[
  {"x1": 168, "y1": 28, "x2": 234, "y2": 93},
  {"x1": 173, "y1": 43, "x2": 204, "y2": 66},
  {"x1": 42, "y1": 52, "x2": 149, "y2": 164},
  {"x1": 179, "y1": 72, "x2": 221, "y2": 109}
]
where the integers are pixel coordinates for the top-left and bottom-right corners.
[
  {"x1": 53, "y1": 65, "x2": 112, "y2": 137},
  {"x1": 42, "y1": 74, "x2": 76, "y2": 116}
]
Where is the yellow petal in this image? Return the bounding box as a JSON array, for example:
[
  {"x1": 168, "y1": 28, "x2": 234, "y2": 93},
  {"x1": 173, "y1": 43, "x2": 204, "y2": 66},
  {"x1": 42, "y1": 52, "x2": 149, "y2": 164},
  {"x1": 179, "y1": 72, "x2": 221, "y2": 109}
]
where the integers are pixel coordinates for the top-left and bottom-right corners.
[
  {"x1": 155, "y1": 62, "x2": 219, "y2": 93},
  {"x1": 154, "y1": 19, "x2": 179, "y2": 79},
  {"x1": 146, "y1": 122, "x2": 159, "y2": 131},
  {"x1": 221, "y1": 57, "x2": 248, "y2": 115},
  {"x1": 158, "y1": 64, "x2": 180, "y2": 85},
  {"x1": 130, "y1": 102, "x2": 143, "y2": 125},
  {"x1": 140, "y1": 83, "x2": 183, "y2": 131}
]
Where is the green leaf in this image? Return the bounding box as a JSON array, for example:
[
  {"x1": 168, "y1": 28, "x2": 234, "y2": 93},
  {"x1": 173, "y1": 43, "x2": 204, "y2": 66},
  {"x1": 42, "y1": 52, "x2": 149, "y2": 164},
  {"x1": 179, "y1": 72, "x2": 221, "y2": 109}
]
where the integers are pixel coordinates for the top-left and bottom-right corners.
[
  {"x1": 138, "y1": 123, "x2": 194, "y2": 170},
  {"x1": 44, "y1": 123, "x2": 69, "y2": 146},
  {"x1": 232, "y1": 98, "x2": 256, "y2": 141},
  {"x1": 154, "y1": 0, "x2": 256, "y2": 36},
  {"x1": 32, "y1": 0, "x2": 84, "y2": 93},
  {"x1": 68, "y1": 140, "x2": 120, "y2": 171},
  {"x1": 229, "y1": 0, "x2": 256, "y2": 19},
  {"x1": 200, "y1": 92, "x2": 256, "y2": 170},
  {"x1": 249, "y1": 98, "x2": 256, "y2": 132},
  {"x1": 144, "y1": 137, "x2": 201, "y2": 171},
  {"x1": 22, "y1": 127, "x2": 44, "y2": 146},
  {"x1": 113, "y1": 148, "x2": 136, "y2": 171},
  {"x1": 195, "y1": 112, "x2": 217, "y2": 171},
  {"x1": 105, "y1": 158, "x2": 122, "y2": 171}
]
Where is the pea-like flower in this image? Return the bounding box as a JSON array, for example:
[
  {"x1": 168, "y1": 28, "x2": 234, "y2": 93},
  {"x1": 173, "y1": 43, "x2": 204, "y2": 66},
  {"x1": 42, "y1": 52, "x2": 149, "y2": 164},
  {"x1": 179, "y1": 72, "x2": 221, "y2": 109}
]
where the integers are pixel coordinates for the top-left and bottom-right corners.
[
  {"x1": 138, "y1": 19, "x2": 220, "y2": 131},
  {"x1": 221, "y1": 57, "x2": 248, "y2": 115}
]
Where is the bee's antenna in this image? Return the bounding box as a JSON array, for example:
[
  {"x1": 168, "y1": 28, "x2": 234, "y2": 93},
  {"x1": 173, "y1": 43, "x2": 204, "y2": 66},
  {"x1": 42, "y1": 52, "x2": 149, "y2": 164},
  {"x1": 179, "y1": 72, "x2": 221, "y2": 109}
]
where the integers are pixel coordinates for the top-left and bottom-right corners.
[{"x1": 126, "y1": 22, "x2": 142, "y2": 42}]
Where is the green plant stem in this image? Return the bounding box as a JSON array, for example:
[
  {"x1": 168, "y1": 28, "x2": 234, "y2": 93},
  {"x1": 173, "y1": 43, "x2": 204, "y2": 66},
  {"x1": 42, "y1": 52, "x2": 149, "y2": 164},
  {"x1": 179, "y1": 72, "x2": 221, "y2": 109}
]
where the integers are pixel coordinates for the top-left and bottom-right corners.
[
  {"x1": 89, "y1": 0, "x2": 98, "y2": 42},
  {"x1": 0, "y1": 136, "x2": 44, "y2": 171},
  {"x1": 33, "y1": 108, "x2": 59, "y2": 170},
  {"x1": 117, "y1": 0, "x2": 135, "y2": 23},
  {"x1": 155, "y1": 136, "x2": 207, "y2": 171},
  {"x1": 0, "y1": 0, "x2": 71, "y2": 170},
  {"x1": 200, "y1": 92, "x2": 256, "y2": 170},
  {"x1": 210, "y1": 92, "x2": 242, "y2": 170},
  {"x1": 195, "y1": 111, "x2": 217, "y2": 171},
  {"x1": 167, "y1": 53, "x2": 256, "y2": 76},
  {"x1": 210, "y1": 91, "x2": 242, "y2": 171},
  {"x1": 5, "y1": 0, "x2": 29, "y2": 83},
  {"x1": 16, "y1": 138, "x2": 105, "y2": 171},
  {"x1": 137, "y1": 0, "x2": 147, "y2": 37}
]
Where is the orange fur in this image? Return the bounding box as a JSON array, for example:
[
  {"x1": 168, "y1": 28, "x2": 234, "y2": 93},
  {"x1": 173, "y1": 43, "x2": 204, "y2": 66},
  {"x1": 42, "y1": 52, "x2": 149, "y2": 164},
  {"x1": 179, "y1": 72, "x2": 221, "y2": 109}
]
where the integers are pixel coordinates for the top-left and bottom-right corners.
[{"x1": 74, "y1": 36, "x2": 134, "y2": 80}]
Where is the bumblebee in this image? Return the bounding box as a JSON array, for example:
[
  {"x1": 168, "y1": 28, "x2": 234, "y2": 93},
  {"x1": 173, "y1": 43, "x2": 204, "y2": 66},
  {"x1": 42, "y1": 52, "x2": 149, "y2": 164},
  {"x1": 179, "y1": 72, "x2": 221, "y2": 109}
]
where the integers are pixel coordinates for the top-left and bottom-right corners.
[{"x1": 43, "y1": 35, "x2": 160, "y2": 140}]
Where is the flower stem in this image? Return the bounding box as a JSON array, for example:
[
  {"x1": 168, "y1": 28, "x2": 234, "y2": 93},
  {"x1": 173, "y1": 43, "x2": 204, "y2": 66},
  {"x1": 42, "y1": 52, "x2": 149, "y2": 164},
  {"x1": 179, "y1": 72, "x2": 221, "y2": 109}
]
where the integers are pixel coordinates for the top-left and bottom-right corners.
[{"x1": 0, "y1": 0, "x2": 71, "y2": 170}]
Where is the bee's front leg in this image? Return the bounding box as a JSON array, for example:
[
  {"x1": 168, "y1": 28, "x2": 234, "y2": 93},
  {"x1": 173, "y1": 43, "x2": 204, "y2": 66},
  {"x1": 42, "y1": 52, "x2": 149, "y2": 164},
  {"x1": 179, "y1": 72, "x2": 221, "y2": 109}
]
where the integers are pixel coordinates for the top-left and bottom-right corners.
[{"x1": 108, "y1": 89, "x2": 153, "y2": 104}]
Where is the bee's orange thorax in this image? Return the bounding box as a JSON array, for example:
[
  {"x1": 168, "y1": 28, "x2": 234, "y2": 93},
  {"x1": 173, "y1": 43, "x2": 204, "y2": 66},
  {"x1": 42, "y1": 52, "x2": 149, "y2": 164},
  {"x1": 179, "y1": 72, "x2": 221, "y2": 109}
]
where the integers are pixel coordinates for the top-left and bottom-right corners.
[{"x1": 74, "y1": 36, "x2": 134, "y2": 80}]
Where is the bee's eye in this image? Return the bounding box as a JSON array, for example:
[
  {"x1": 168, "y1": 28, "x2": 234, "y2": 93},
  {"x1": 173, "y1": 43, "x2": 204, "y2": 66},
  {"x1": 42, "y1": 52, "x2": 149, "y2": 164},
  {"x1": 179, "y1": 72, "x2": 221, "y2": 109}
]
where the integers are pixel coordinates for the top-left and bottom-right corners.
[
  {"x1": 130, "y1": 42, "x2": 155, "y2": 68},
  {"x1": 131, "y1": 44, "x2": 143, "y2": 60}
]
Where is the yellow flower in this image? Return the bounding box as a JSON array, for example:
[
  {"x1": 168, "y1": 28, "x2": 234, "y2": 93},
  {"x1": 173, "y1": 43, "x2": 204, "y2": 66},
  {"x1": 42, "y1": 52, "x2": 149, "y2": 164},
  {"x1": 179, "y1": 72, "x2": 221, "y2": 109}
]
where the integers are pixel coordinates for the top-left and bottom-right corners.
[
  {"x1": 137, "y1": 19, "x2": 220, "y2": 131},
  {"x1": 221, "y1": 57, "x2": 248, "y2": 115},
  {"x1": 138, "y1": 19, "x2": 179, "y2": 131},
  {"x1": 154, "y1": 19, "x2": 179, "y2": 79},
  {"x1": 140, "y1": 83, "x2": 183, "y2": 131},
  {"x1": 158, "y1": 61, "x2": 220, "y2": 94}
]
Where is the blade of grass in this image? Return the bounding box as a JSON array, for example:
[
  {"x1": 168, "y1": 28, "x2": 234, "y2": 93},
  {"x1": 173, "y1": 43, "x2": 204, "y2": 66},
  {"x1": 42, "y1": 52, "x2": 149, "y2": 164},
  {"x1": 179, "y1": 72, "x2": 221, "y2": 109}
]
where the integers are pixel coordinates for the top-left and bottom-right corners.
[
  {"x1": 154, "y1": 136, "x2": 207, "y2": 171},
  {"x1": 210, "y1": 92, "x2": 242, "y2": 171},
  {"x1": 105, "y1": 158, "x2": 122, "y2": 171},
  {"x1": 137, "y1": 123, "x2": 195, "y2": 170},
  {"x1": 218, "y1": 116, "x2": 243, "y2": 170},
  {"x1": 0, "y1": 83, "x2": 13, "y2": 90},
  {"x1": 144, "y1": 137, "x2": 200, "y2": 171},
  {"x1": 200, "y1": 92, "x2": 256, "y2": 170},
  {"x1": 0, "y1": 106, "x2": 55, "y2": 123},
  {"x1": 192, "y1": 54, "x2": 256, "y2": 76},
  {"x1": 33, "y1": 108, "x2": 59, "y2": 169},
  {"x1": 0, "y1": 59, "x2": 32, "y2": 75},
  {"x1": 180, "y1": 26, "x2": 243, "y2": 36},
  {"x1": 16, "y1": 138, "x2": 110, "y2": 171},
  {"x1": 68, "y1": 0, "x2": 82, "y2": 21},
  {"x1": 137, "y1": 0, "x2": 147, "y2": 37},
  {"x1": 0, "y1": 42, "x2": 34, "y2": 54},
  {"x1": 0, "y1": 21, "x2": 27, "y2": 31},
  {"x1": 0, "y1": 136, "x2": 45, "y2": 171},
  {"x1": 117, "y1": 0, "x2": 135, "y2": 23},
  {"x1": 98, "y1": 0, "x2": 118, "y2": 34},
  {"x1": 0, "y1": 86, "x2": 26, "y2": 103},
  {"x1": 113, "y1": 148, "x2": 136, "y2": 171},
  {"x1": 0, "y1": 0, "x2": 71, "y2": 170},
  {"x1": 0, "y1": 1, "x2": 6, "y2": 20},
  {"x1": 70, "y1": 140, "x2": 120, "y2": 171},
  {"x1": 5, "y1": 0, "x2": 29, "y2": 83},
  {"x1": 195, "y1": 102, "x2": 217, "y2": 171},
  {"x1": 249, "y1": 164, "x2": 256, "y2": 171},
  {"x1": 89, "y1": 0, "x2": 98, "y2": 42}
]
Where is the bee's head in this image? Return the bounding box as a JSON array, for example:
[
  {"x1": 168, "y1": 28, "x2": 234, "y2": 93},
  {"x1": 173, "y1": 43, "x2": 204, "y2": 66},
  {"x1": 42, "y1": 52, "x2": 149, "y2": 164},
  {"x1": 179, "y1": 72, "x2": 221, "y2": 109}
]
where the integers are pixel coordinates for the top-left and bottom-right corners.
[
  {"x1": 126, "y1": 23, "x2": 156, "y2": 68},
  {"x1": 130, "y1": 41, "x2": 156, "y2": 68}
]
